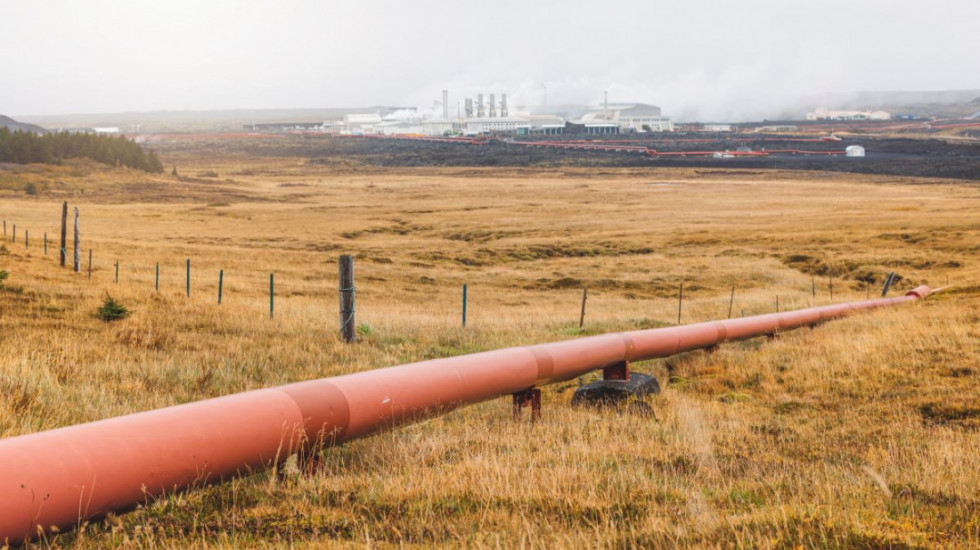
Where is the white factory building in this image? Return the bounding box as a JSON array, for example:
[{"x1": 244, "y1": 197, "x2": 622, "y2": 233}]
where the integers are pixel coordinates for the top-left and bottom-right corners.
[
  {"x1": 463, "y1": 117, "x2": 530, "y2": 135},
  {"x1": 574, "y1": 103, "x2": 673, "y2": 132},
  {"x1": 806, "y1": 108, "x2": 892, "y2": 121},
  {"x1": 243, "y1": 93, "x2": 673, "y2": 136},
  {"x1": 422, "y1": 119, "x2": 461, "y2": 136},
  {"x1": 374, "y1": 111, "x2": 424, "y2": 135},
  {"x1": 525, "y1": 115, "x2": 566, "y2": 135},
  {"x1": 375, "y1": 120, "x2": 424, "y2": 135},
  {"x1": 702, "y1": 123, "x2": 733, "y2": 132},
  {"x1": 343, "y1": 113, "x2": 384, "y2": 133},
  {"x1": 565, "y1": 119, "x2": 619, "y2": 135}
]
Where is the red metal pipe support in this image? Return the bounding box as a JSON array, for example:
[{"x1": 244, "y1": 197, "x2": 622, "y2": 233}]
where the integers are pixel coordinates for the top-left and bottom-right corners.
[
  {"x1": 603, "y1": 360, "x2": 630, "y2": 381},
  {"x1": 512, "y1": 388, "x2": 542, "y2": 421},
  {"x1": 0, "y1": 286, "x2": 932, "y2": 544}
]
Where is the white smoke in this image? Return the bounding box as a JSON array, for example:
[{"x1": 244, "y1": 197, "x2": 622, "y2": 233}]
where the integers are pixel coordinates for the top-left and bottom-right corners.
[
  {"x1": 407, "y1": 68, "x2": 853, "y2": 123},
  {"x1": 383, "y1": 108, "x2": 422, "y2": 122}
]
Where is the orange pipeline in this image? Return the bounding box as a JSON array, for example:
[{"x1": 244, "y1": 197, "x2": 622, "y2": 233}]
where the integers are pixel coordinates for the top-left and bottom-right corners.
[{"x1": 0, "y1": 286, "x2": 932, "y2": 544}]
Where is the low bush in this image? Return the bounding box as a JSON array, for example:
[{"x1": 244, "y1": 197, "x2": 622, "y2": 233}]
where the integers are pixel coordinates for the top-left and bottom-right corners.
[{"x1": 96, "y1": 293, "x2": 130, "y2": 322}]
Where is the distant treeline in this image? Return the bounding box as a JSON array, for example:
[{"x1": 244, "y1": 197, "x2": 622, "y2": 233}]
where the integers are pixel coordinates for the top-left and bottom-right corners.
[{"x1": 0, "y1": 128, "x2": 163, "y2": 173}]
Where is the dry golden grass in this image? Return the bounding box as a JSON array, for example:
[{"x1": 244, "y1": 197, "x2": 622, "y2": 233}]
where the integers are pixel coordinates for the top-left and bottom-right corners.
[{"x1": 1, "y1": 155, "x2": 979, "y2": 548}]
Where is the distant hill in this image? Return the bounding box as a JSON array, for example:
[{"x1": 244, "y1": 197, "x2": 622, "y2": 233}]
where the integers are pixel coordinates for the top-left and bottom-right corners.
[
  {"x1": 16, "y1": 107, "x2": 412, "y2": 134},
  {"x1": 0, "y1": 114, "x2": 45, "y2": 134}
]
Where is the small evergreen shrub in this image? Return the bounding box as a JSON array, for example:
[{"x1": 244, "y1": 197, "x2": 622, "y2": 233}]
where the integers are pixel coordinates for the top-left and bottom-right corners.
[{"x1": 96, "y1": 293, "x2": 130, "y2": 322}]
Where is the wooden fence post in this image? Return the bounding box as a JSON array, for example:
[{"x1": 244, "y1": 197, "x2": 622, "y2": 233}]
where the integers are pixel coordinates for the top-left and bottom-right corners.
[
  {"x1": 155, "y1": 262, "x2": 159, "y2": 293},
  {"x1": 218, "y1": 269, "x2": 223, "y2": 304},
  {"x1": 73, "y1": 207, "x2": 80, "y2": 273},
  {"x1": 60, "y1": 201, "x2": 68, "y2": 267},
  {"x1": 881, "y1": 272, "x2": 896, "y2": 297},
  {"x1": 579, "y1": 287, "x2": 588, "y2": 328},
  {"x1": 339, "y1": 255, "x2": 355, "y2": 343},
  {"x1": 462, "y1": 283, "x2": 468, "y2": 327},
  {"x1": 115, "y1": 261, "x2": 119, "y2": 284},
  {"x1": 269, "y1": 273, "x2": 274, "y2": 319},
  {"x1": 677, "y1": 283, "x2": 683, "y2": 325},
  {"x1": 44, "y1": 232, "x2": 47, "y2": 255},
  {"x1": 186, "y1": 259, "x2": 190, "y2": 297},
  {"x1": 87, "y1": 249, "x2": 92, "y2": 280}
]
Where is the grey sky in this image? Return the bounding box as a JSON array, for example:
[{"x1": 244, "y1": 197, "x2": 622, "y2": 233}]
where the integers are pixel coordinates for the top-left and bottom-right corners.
[{"x1": 2, "y1": 0, "x2": 978, "y2": 120}]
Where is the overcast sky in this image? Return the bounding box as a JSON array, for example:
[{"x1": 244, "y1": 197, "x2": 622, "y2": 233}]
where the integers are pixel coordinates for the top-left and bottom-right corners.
[{"x1": 2, "y1": 0, "x2": 978, "y2": 120}]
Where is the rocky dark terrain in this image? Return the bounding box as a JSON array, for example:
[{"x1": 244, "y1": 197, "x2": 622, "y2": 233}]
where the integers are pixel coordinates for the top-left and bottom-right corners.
[{"x1": 154, "y1": 132, "x2": 980, "y2": 180}]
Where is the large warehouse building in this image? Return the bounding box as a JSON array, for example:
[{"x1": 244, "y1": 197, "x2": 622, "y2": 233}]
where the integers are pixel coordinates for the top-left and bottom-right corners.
[
  {"x1": 574, "y1": 103, "x2": 673, "y2": 132},
  {"x1": 806, "y1": 108, "x2": 892, "y2": 121}
]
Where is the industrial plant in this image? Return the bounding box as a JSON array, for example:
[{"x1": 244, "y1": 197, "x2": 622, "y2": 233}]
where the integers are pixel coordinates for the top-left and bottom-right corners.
[
  {"x1": 806, "y1": 108, "x2": 893, "y2": 121},
  {"x1": 244, "y1": 90, "x2": 673, "y2": 137}
]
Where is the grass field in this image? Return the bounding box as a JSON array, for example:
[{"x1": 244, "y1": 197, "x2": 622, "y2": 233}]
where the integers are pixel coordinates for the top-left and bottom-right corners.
[{"x1": 1, "y1": 153, "x2": 979, "y2": 548}]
